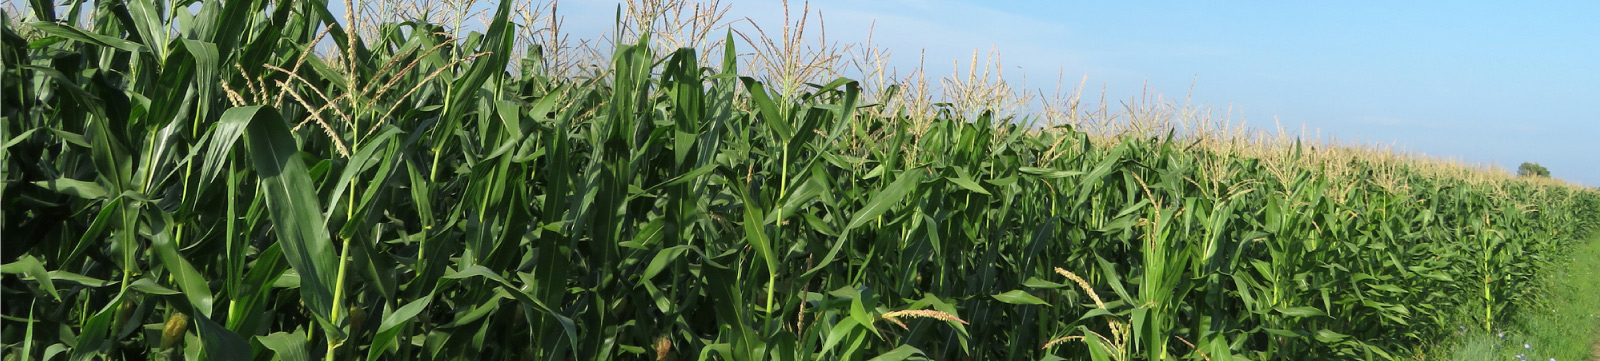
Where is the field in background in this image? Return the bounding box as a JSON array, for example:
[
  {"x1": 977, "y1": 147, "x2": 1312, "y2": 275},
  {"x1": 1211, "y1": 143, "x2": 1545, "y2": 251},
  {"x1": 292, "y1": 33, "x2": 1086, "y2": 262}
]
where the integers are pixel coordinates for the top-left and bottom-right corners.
[{"x1": 4, "y1": 1, "x2": 1600, "y2": 360}]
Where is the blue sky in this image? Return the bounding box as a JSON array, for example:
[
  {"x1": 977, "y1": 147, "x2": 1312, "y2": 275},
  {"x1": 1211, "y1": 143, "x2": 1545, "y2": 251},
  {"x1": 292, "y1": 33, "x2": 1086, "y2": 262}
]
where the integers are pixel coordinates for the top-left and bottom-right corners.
[
  {"x1": 10, "y1": 1, "x2": 1593, "y2": 183},
  {"x1": 557, "y1": 0, "x2": 1599, "y2": 185}
]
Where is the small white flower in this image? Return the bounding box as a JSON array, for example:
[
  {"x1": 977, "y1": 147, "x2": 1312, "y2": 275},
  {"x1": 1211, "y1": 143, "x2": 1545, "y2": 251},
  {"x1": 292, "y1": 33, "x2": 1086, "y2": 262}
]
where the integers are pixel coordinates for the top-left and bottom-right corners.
[{"x1": 1524, "y1": 343, "x2": 1532, "y2": 349}]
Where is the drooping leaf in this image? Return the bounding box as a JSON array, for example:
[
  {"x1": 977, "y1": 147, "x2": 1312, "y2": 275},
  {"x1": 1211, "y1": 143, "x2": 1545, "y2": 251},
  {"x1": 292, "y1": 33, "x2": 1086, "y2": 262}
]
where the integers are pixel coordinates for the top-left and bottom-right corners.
[{"x1": 847, "y1": 169, "x2": 925, "y2": 230}]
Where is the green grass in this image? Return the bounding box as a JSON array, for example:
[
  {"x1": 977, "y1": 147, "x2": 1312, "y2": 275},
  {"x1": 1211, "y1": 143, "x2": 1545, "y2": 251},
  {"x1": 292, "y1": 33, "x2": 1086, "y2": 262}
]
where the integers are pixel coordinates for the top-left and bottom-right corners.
[{"x1": 1429, "y1": 231, "x2": 1600, "y2": 361}]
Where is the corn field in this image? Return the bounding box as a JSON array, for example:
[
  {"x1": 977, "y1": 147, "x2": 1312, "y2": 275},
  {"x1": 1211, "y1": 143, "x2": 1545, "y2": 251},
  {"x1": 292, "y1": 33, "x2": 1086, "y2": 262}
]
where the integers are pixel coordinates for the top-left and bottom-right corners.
[{"x1": 3, "y1": 1, "x2": 1598, "y2": 360}]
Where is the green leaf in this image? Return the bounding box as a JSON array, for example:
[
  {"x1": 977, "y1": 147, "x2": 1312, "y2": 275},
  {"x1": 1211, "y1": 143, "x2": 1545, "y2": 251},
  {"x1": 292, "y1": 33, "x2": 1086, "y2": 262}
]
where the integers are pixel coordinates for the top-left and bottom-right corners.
[
  {"x1": 442, "y1": 266, "x2": 579, "y2": 352},
  {"x1": 1082, "y1": 325, "x2": 1115, "y2": 361},
  {"x1": 946, "y1": 175, "x2": 991, "y2": 195},
  {"x1": 1274, "y1": 306, "x2": 1326, "y2": 318},
  {"x1": 740, "y1": 77, "x2": 792, "y2": 140},
  {"x1": 739, "y1": 191, "x2": 778, "y2": 274},
  {"x1": 130, "y1": 278, "x2": 182, "y2": 295},
  {"x1": 820, "y1": 317, "x2": 862, "y2": 357},
  {"x1": 1077, "y1": 308, "x2": 1116, "y2": 322},
  {"x1": 866, "y1": 345, "x2": 924, "y2": 361},
  {"x1": 1262, "y1": 327, "x2": 1302, "y2": 338},
  {"x1": 68, "y1": 292, "x2": 124, "y2": 361},
  {"x1": 323, "y1": 127, "x2": 401, "y2": 222},
  {"x1": 850, "y1": 290, "x2": 877, "y2": 335},
  {"x1": 1, "y1": 255, "x2": 59, "y2": 301},
  {"x1": 194, "y1": 314, "x2": 252, "y2": 361},
  {"x1": 1368, "y1": 283, "x2": 1407, "y2": 294},
  {"x1": 992, "y1": 290, "x2": 1050, "y2": 306},
  {"x1": 30, "y1": 178, "x2": 108, "y2": 200},
  {"x1": 642, "y1": 246, "x2": 692, "y2": 280},
  {"x1": 1313, "y1": 329, "x2": 1348, "y2": 343},
  {"x1": 441, "y1": 0, "x2": 514, "y2": 124},
  {"x1": 1019, "y1": 166, "x2": 1084, "y2": 179},
  {"x1": 236, "y1": 105, "x2": 339, "y2": 335},
  {"x1": 151, "y1": 225, "x2": 214, "y2": 316},
  {"x1": 124, "y1": 0, "x2": 169, "y2": 57},
  {"x1": 27, "y1": 22, "x2": 146, "y2": 53},
  {"x1": 774, "y1": 169, "x2": 830, "y2": 224},
  {"x1": 846, "y1": 170, "x2": 925, "y2": 230},
  {"x1": 200, "y1": 102, "x2": 253, "y2": 185},
  {"x1": 44, "y1": 271, "x2": 111, "y2": 287},
  {"x1": 259, "y1": 330, "x2": 312, "y2": 361},
  {"x1": 1022, "y1": 277, "x2": 1067, "y2": 289},
  {"x1": 367, "y1": 295, "x2": 432, "y2": 361}
]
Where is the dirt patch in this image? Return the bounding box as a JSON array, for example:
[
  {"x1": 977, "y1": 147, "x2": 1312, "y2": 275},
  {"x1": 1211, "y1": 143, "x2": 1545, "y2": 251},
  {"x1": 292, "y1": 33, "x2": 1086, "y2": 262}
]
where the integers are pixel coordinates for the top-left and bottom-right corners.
[{"x1": 1593, "y1": 321, "x2": 1600, "y2": 361}]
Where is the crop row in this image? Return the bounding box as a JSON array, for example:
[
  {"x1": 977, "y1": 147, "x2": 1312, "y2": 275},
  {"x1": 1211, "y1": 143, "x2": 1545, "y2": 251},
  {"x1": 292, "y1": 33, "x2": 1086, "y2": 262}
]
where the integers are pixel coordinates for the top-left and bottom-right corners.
[{"x1": 3, "y1": 1, "x2": 1597, "y2": 360}]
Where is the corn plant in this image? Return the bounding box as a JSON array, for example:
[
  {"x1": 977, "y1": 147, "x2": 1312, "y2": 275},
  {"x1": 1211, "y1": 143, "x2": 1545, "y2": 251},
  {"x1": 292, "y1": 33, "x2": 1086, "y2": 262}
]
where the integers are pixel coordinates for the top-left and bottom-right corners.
[{"x1": 4, "y1": 1, "x2": 1599, "y2": 360}]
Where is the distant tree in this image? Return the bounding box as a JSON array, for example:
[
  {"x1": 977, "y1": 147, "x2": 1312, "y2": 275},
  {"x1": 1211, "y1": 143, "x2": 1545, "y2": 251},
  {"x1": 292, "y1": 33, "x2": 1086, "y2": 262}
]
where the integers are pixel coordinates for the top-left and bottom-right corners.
[{"x1": 1517, "y1": 162, "x2": 1550, "y2": 178}]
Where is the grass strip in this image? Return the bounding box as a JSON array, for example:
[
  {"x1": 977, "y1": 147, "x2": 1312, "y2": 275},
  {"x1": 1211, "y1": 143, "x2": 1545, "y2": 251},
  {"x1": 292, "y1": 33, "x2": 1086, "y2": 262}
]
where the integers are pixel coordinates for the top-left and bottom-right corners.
[{"x1": 1435, "y1": 231, "x2": 1600, "y2": 361}]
